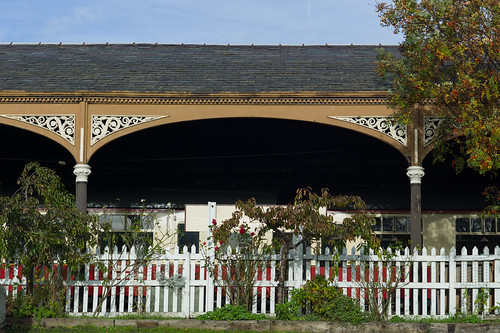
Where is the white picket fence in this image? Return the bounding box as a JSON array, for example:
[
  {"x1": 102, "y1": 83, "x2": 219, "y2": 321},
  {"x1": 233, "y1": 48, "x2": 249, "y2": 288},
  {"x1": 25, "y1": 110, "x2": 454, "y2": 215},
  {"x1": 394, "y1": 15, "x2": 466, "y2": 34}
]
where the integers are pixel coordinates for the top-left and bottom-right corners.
[{"x1": 2, "y1": 245, "x2": 500, "y2": 318}]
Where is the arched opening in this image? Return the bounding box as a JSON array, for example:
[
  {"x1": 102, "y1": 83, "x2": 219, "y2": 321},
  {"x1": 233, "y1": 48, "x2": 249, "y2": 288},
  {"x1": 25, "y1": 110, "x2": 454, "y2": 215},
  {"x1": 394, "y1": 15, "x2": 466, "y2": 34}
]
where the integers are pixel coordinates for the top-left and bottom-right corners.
[
  {"x1": 0, "y1": 124, "x2": 75, "y2": 195},
  {"x1": 88, "y1": 118, "x2": 409, "y2": 209}
]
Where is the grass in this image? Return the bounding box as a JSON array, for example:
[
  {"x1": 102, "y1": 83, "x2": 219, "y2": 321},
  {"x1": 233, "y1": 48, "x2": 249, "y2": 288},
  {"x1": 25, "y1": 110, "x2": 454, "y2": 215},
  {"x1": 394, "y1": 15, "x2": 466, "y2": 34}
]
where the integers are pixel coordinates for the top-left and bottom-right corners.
[
  {"x1": 389, "y1": 313, "x2": 500, "y2": 324},
  {"x1": 103, "y1": 314, "x2": 182, "y2": 320},
  {"x1": 6, "y1": 312, "x2": 500, "y2": 333},
  {"x1": 4, "y1": 326, "x2": 268, "y2": 333}
]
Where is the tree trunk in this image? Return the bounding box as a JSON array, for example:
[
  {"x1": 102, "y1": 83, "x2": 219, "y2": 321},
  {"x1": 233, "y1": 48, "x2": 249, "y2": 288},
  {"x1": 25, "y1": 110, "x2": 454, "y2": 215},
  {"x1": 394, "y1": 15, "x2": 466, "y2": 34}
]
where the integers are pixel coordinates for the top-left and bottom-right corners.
[
  {"x1": 25, "y1": 264, "x2": 34, "y2": 297},
  {"x1": 277, "y1": 239, "x2": 289, "y2": 304}
]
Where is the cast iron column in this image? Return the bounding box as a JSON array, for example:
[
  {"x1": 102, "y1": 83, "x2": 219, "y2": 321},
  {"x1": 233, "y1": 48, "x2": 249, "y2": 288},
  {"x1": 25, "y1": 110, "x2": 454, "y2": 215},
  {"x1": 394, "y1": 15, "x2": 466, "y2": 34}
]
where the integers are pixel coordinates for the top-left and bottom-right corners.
[
  {"x1": 74, "y1": 164, "x2": 91, "y2": 213},
  {"x1": 407, "y1": 166, "x2": 425, "y2": 252}
]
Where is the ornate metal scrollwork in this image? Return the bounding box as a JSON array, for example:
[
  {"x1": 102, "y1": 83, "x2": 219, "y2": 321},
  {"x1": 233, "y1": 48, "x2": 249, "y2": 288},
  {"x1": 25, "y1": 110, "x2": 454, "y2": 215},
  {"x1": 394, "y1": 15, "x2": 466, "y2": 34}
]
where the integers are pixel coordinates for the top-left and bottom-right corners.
[
  {"x1": 424, "y1": 117, "x2": 444, "y2": 147},
  {"x1": 91, "y1": 115, "x2": 168, "y2": 146},
  {"x1": 0, "y1": 114, "x2": 75, "y2": 144},
  {"x1": 328, "y1": 116, "x2": 407, "y2": 146}
]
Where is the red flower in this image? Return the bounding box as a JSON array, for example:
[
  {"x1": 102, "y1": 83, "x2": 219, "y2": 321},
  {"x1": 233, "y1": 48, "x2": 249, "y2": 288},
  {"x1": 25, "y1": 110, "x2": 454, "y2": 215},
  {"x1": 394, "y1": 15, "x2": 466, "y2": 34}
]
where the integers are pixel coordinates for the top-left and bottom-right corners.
[
  {"x1": 203, "y1": 242, "x2": 206, "y2": 245},
  {"x1": 250, "y1": 232, "x2": 255, "y2": 236},
  {"x1": 215, "y1": 246, "x2": 219, "y2": 251},
  {"x1": 212, "y1": 219, "x2": 217, "y2": 225},
  {"x1": 240, "y1": 227, "x2": 245, "y2": 234}
]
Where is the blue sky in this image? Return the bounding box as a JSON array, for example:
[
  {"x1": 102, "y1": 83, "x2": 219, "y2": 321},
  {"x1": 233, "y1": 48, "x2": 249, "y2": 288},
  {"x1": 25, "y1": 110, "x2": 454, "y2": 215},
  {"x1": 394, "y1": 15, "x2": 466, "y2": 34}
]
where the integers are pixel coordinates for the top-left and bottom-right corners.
[{"x1": 0, "y1": 0, "x2": 402, "y2": 45}]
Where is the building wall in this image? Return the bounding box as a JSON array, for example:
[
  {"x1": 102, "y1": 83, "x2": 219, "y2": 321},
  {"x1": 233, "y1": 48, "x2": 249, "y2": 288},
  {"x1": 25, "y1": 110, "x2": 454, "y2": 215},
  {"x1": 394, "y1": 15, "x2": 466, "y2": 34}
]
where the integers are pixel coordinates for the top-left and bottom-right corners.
[
  {"x1": 423, "y1": 214, "x2": 455, "y2": 251},
  {"x1": 89, "y1": 205, "x2": 498, "y2": 254}
]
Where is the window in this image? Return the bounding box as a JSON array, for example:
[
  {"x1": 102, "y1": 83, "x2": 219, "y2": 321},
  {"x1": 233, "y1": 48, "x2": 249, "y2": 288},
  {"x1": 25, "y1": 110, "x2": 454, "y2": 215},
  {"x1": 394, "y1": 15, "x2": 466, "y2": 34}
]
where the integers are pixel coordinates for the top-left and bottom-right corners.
[
  {"x1": 395, "y1": 217, "x2": 408, "y2": 232},
  {"x1": 455, "y1": 216, "x2": 499, "y2": 252},
  {"x1": 485, "y1": 218, "x2": 495, "y2": 232},
  {"x1": 456, "y1": 218, "x2": 470, "y2": 232},
  {"x1": 97, "y1": 213, "x2": 155, "y2": 253},
  {"x1": 455, "y1": 217, "x2": 498, "y2": 233},
  {"x1": 371, "y1": 215, "x2": 411, "y2": 248},
  {"x1": 98, "y1": 214, "x2": 154, "y2": 231},
  {"x1": 98, "y1": 232, "x2": 153, "y2": 252},
  {"x1": 371, "y1": 217, "x2": 381, "y2": 231},
  {"x1": 383, "y1": 217, "x2": 394, "y2": 231},
  {"x1": 471, "y1": 218, "x2": 482, "y2": 232}
]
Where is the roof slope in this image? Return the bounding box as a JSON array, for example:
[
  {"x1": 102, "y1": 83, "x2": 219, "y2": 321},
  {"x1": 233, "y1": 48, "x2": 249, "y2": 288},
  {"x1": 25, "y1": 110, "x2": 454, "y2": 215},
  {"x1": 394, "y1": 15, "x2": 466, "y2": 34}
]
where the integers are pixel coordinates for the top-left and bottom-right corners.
[{"x1": 0, "y1": 44, "x2": 397, "y2": 94}]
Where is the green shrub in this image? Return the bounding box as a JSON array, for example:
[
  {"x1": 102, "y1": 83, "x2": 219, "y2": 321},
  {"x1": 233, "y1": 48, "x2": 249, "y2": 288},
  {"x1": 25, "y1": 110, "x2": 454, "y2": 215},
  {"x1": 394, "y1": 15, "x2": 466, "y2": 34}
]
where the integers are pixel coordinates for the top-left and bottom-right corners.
[
  {"x1": 6, "y1": 290, "x2": 63, "y2": 319},
  {"x1": 196, "y1": 304, "x2": 267, "y2": 321},
  {"x1": 277, "y1": 275, "x2": 372, "y2": 324},
  {"x1": 275, "y1": 288, "x2": 305, "y2": 321}
]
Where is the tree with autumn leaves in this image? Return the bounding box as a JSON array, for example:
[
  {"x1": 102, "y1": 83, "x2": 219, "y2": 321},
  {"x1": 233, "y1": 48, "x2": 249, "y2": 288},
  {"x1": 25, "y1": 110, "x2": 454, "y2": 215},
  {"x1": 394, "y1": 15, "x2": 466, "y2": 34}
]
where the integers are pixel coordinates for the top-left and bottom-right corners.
[
  {"x1": 377, "y1": 0, "x2": 499, "y2": 174},
  {"x1": 204, "y1": 188, "x2": 378, "y2": 305},
  {"x1": 376, "y1": 0, "x2": 499, "y2": 213}
]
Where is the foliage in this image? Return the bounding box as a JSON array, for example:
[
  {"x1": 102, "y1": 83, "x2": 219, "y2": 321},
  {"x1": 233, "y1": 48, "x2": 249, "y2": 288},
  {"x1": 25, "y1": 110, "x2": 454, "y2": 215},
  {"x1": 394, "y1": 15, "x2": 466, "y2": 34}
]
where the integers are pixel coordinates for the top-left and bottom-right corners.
[
  {"x1": 161, "y1": 273, "x2": 186, "y2": 289},
  {"x1": 6, "y1": 290, "x2": 64, "y2": 319},
  {"x1": 196, "y1": 304, "x2": 268, "y2": 321},
  {"x1": 474, "y1": 288, "x2": 490, "y2": 319},
  {"x1": 483, "y1": 186, "x2": 500, "y2": 217},
  {"x1": 275, "y1": 289, "x2": 303, "y2": 321},
  {"x1": 201, "y1": 218, "x2": 267, "y2": 311},
  {"x1": 0, "y1": 162, "x2": 99, "y2": 315},
  {"x1": 6, "y1": 269, "x2": 68, "y2": 319},
  {"x1": 433, "y1": 313, "x2": 482, "y2": 323},
  {"x1": 216, "y1": 188, "x2": 378, "y2": 303},
  {"x1": 376, "y1": 0, "x2": 499, "y2": 174},
  {"x1": 276, "y1": 275, "x2": 372, "y2": 324}
]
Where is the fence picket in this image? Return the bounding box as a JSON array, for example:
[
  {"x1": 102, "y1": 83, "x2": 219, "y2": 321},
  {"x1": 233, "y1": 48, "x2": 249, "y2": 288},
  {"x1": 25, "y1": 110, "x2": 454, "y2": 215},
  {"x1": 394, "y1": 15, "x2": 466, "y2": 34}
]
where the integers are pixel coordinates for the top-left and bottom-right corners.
[
  {"x1": 395, "y1": 250, "x2": 401, "y2": 316},
  {"x1": 404, "y1": 247, "x2": 410, "y2": 316},
  {"x1": 341, "y1": 248, "x2": 347, "y2": 296},
  {"x1": 92, "y1": 255, "x2": 99, "y2": 314},
  {"x1": 269, "y1": 258, "x2": 276, "y2": 313},
  {"x1": 461, "y1": 247, "x2": 468, "y2": 313},
  {"x1": 412, "y1": 252, "x2": 419, "y2": 316},
  {"x1": 495, "y1": 247, "x2": 500, "y2": 314},
  {"x1": 483, "y1": 246, "x2": 490, "y2": 312},
  {"x1": 448, "y1": 247, "x2": 457, "y2": 316},
  {"x1": 472, "y1": 247, "x2": 479, "y2": 312},
  {"x1": 83, "y1": 256, "x2": 90, "y2": 313},
  {"x1": 65, "y1": 265, "x2": 72, "y2": 314},
  {"x1": 421, "y1": 247, "x2": 428, "y2": 316},
  {"x1": 360, "y1": 255, "x2": 366, "y2": 311},
  {"x1": 189, "y1": 246, "x2": 197, "y2": 315},
  {"x1": 181, "y1": 246, "x2": 191, "y2": 317},
  {"x1": 439, "y1": 247, "x2": 445, "y2": 316}
]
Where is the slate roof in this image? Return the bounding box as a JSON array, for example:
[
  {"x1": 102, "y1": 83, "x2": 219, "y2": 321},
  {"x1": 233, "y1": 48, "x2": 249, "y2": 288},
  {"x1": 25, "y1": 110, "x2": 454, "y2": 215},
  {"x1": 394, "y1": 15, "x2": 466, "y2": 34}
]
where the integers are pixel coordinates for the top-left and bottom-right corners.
[{"x1": 0, "y1": 44, "x2": 397, "y2": 94}]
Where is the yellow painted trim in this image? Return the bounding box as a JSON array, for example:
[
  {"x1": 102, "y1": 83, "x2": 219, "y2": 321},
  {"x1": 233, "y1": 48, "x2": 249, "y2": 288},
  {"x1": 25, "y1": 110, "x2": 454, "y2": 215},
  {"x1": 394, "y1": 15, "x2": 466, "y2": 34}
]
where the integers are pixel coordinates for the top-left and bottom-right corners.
[{"x1": 0, "y1": 91, "x2": 389, "y2": 105}]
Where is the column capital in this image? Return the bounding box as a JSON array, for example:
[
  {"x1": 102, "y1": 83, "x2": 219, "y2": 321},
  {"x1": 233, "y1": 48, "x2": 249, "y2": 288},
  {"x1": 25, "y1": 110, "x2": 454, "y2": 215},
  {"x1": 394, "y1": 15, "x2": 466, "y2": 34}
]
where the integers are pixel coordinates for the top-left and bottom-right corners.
[
  {"x1": 73, "y1": 164, "x2": 91, "y2": 183},
  {"x1": 407, "y1": 165, "x2": 425, "y2": 184}
]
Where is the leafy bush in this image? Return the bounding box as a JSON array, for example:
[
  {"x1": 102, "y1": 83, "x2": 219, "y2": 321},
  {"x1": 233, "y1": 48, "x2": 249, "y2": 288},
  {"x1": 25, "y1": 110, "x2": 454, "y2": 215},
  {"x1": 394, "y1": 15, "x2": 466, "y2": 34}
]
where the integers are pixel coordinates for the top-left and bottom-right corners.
[
  {"x1": 6, "y1": 290, "x2": 64, "y2": 319},
  {"x1": 196, "y1": 304, "x2": 267, "y2": 321},
  {"x1": 275, "y1": 291, "x2": 301, "y2": 321},
  {"x1": 276, "y1": 275, "x2": 372, "y2": 324}
]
